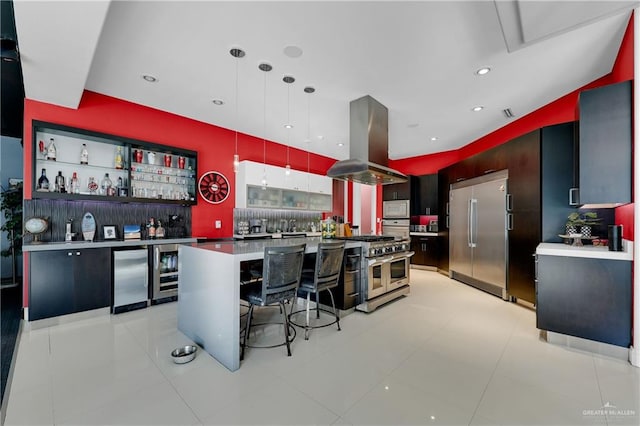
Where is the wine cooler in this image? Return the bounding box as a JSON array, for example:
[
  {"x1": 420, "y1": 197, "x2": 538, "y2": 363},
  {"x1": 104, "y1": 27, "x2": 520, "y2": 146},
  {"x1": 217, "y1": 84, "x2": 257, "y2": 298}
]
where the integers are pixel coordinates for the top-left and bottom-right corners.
[{"x1": 152, "y1": 244, "x2": 180, "y2": 303}]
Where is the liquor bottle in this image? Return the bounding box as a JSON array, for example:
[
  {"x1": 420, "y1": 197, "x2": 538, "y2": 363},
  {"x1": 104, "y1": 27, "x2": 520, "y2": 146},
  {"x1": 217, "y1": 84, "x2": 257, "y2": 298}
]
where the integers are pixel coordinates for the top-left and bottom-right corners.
[
  {"x1": 101, "y1": 173, "x2": 114, "y2": 196},
  {"x1": 80, "y1": 144, "x2": 89, "y2": 164},
  {"x1": 115, "y1": 146, "x2": 124, "y2": 169},
  {"x1": 37, "y1": 168, "x2": 50, "y2": 191},
  {"x1": 55, "y1": 171, "x2": 66, "y2": 193},
  {"x1": 87, "y1": 176, "x2": 98, "y2": 194},
  {"x1": 46, "y1": 138, "x2": 57, "y2": 161},
  {"x1": 156, "y1": 221, "x2": 165, "y2": 238},
  {"x1": 71, "y1": 172, "x2": 80, "y2": 194},
  {"x1": 148, "y1": 218, "x2": 156, "y2": 239}
]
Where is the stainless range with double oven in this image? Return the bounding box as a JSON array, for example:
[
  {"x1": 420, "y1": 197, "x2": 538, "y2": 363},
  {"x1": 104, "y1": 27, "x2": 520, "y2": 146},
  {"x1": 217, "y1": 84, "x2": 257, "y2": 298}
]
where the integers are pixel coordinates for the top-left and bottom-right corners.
[{"x1": 334, "y1": 235, "x2": 414, "y2": 312}]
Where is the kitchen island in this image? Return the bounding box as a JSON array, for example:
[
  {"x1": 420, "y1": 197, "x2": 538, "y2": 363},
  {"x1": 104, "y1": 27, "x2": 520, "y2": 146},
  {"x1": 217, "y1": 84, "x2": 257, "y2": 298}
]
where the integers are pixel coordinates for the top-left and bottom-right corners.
[{"x1": 178, "y1": 237, "x2": 361, "y2": 371}]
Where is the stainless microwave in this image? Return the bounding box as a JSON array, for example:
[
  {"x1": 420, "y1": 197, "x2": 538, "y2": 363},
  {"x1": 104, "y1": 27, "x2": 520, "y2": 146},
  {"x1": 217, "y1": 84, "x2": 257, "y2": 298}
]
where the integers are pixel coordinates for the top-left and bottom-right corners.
[{"x1": 383, "y1": 200, "x2": 410, "y2": 219}]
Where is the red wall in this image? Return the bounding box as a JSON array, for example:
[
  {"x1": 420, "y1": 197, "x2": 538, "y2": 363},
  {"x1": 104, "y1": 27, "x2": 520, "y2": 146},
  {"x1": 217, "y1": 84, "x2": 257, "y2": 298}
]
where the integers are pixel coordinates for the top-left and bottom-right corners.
[
  {"x1": 389, "y1": 13, "x2": 635, "y2": 239},
  {"x1": 23, "y1": 92, "x2": 336, "y2": 238}
]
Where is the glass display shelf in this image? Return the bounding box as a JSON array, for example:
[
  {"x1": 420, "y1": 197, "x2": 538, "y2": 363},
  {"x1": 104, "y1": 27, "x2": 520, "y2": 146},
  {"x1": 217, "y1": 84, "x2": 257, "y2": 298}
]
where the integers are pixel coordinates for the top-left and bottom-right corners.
[{"x1": 35, "y1": 158, "x2": 129, "y2": 173}]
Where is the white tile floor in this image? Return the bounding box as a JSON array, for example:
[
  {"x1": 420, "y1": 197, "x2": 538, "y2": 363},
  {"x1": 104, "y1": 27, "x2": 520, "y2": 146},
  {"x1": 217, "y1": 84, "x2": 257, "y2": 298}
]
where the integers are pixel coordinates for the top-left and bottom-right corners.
[{"x1": 4, "y1": 270, "x2": 640, "y2": 425}]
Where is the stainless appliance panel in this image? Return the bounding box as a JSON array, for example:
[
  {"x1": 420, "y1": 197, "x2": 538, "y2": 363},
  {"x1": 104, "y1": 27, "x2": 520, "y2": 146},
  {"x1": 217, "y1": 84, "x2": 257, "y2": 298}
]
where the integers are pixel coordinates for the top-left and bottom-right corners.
[
  {"x1": 386, "y1": 253, "x2": 413, "y2": 291},
  {"x1": 472, "y1": 178, "x2": 507, "y2": 289},
  {"x1": 449, "y1": 185, "x2": 474, "y2": 277},
  {"x1": 113, "y1": 248, "x2": 148, "y2": 312},
  {"x1": 383, "y1": 200, "x2": 410, "y2": 219},
  {"x1": 382, "y1": 218, "x2": 410, "y2": 238}
]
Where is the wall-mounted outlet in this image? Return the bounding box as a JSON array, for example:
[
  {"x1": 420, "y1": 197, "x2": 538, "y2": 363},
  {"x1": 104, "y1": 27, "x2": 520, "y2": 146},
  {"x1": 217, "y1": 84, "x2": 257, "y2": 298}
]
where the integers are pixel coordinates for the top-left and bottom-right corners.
[{"x1": 215, "y1": 220, "x2": 221, "y2": 229}]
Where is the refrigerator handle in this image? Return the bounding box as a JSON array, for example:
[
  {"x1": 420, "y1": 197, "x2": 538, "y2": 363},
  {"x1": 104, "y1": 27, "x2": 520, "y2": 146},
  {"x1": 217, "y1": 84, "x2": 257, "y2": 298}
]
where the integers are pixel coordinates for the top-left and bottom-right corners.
[
  {"x1": 467, "y1": 199, "x2": 472, "y2": 247},
  {"x1": 506, "y1": 194, "x2": 513, "y2": 211},
  {"x1": 155, "y1": 246, "x2": 160, "y2": 270},
  {"x1": 470, "y1": 199, "x2": 478, "y2": 248}
]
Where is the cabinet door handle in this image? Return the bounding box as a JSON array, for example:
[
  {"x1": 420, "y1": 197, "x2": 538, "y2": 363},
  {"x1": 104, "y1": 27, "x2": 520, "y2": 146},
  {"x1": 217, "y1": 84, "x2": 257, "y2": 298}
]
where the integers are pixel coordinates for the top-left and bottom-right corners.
[
  {"x1": 446, "y1": 202, "x2": 450, "y2": 215},
  {"x1": 506, "y1": 194, "x2": 513, "y2": 211},
  {"x1": 446, "y1": 216, "x2": 449, "y2": 229},
  {"x1": 346, "y1": 292, "x2": 359, "y2": 298},
  {"x1": 421, "y1": 243, "x2": 426, "y2": 252},
  {"x1": 68, "y1": 252, "x2": 73, "y2": 256},
  {"x1": 507, "y1": 213, "x2": 514, "y2": 231},
  {"x1": 76, "y1": 252, "x2": 81, "y2": 256},
  {"x1": 569, "y1": 188, "x2": 579, "y2": 206}
]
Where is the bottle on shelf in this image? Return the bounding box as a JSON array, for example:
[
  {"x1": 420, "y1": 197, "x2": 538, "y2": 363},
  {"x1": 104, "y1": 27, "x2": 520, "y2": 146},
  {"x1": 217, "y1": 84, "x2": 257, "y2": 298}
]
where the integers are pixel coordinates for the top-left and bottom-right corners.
[
  {"x1": 55, "y1": 171, "x2": 66, "y2": 193},
  {"x1": 38, "y1": 140, "x2": 46, "y2": 159},
  {"x1": 71, "y1": 172, "x2": 80, "y2": 194},
  {"x1": 80, "y1": 143, "x2": 89, "y2": 164},
  {"x1": 87, "y1": 176, "x2": 98, "y2": 194},
  {"x1": 115, "y1": 146, "x2": 124, "y2": 169},
  {"x1": 37, "y1": 168, "x2": 50, "y2": 191},
  {"x1": 134, "y1": 149, "x2": 143, "y2": 163},
  {"x1": 101, "y1": 173, "x2": 114, "y2": 196},
  {"x1": 156, "y1": 220, "x2": 165, "y2": 238},
  {"x1": 164, "y1": 154, "x2": 172, "y2": 168},
  {"x1": 46, "y1": 138, "x2": 57, "y2": 161},
  {"x1": 116, "y1": 176, "x2": 123, "y2": 196},
  {"x1": 147, "y1": 151, "x2": 156, "y2": 165},
  {"x1": 148, "y1": 218, "x2": 156, "y2": 239}
]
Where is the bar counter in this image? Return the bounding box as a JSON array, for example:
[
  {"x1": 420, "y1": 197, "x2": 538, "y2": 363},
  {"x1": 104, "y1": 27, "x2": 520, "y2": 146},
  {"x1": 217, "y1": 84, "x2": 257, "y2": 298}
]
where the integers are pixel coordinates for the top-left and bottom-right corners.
[{"x1": 178, "y1": 238, "x2": 361, "y2": 371}]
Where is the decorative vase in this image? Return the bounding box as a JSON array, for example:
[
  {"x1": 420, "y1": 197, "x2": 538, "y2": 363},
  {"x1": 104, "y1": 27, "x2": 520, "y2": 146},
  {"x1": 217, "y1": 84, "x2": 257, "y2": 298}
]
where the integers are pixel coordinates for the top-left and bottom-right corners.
[
  {"x1": 580, "y1": 226, "x2": 592, "y2": 238},
  {"x1": 566, "y1": 225, "x2": 578, "y2": 235}
]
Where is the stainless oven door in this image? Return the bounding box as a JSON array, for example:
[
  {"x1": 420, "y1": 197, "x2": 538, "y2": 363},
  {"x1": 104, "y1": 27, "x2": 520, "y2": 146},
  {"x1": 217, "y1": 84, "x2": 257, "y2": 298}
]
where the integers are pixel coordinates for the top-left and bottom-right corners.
[
  {"x1": 367, "y1": 257, "x2": 389, "y2": 299},
  {"x1": 386, "y1": 252, "x2": 414, "y2": 292}
]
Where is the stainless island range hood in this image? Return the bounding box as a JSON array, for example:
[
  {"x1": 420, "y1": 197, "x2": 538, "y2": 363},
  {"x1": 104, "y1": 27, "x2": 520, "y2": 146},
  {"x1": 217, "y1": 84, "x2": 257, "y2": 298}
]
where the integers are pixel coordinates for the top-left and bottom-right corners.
[{"x1": 327, "y1": 95, "x2": 407, "y2": 185}]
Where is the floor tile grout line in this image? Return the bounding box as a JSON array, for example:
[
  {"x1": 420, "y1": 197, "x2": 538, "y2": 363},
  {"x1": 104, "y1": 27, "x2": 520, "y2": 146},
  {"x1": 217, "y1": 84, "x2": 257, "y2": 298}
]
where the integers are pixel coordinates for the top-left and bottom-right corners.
[{"x1": 465, "y1": 309, "x2": 518, "y2": 426}]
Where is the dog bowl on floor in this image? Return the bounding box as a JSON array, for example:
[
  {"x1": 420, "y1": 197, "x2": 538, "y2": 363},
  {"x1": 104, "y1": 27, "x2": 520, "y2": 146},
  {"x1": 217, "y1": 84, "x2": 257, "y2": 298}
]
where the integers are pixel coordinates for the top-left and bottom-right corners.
[{"x1": 171, "y1": 345, "x2": 197, "y2": 364}]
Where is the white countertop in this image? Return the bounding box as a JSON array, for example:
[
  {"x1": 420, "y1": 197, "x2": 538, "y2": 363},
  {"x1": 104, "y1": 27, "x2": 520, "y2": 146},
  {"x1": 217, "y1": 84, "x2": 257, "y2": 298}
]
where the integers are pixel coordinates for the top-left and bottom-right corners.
[
  {"x1": 536, "y1": 240, "x2": 633, "y2": 261},
  {"x1": 233, "y1": 231, "x2": 322, "y2": 239},
  {"x1": 23, "y1": 237, "x2": 198, "y2": 252},
  {"x1": 410, "y1": 232, "x2": 439, "y2": 237}
]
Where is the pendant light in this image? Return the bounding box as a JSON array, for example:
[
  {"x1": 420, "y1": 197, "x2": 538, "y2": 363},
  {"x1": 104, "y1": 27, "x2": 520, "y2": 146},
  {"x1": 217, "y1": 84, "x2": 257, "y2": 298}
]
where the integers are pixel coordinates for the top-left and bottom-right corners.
[
  {"x1": 304, "y1": 86, "x2": 315, "y2": 189},
  {"x1": 283, "y1": 75, "x2": 295, "y2": 175},
  {"x1": 259, "y1": 62, "x2": 272, "y2": 189},
  {"x1": 230, "y1": 48, "x2": 245, "y2": 173}
]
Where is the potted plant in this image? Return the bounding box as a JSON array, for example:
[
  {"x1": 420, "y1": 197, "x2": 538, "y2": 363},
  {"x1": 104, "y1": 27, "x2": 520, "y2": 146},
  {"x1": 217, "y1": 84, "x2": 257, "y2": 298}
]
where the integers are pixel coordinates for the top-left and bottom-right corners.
[
  {"x1": 1, "y1": 183, "x2": 23, "y2": 286},
  {"x1": 566, "y1": 211, "x2": 600, "y2": 237}
]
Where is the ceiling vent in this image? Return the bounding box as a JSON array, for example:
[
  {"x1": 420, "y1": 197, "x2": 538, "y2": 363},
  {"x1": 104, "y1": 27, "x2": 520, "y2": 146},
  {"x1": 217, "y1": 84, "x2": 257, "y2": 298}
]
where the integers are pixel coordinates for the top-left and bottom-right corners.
[{"x1": 503, "y1": 108, "x2": 515, "y2": 118}]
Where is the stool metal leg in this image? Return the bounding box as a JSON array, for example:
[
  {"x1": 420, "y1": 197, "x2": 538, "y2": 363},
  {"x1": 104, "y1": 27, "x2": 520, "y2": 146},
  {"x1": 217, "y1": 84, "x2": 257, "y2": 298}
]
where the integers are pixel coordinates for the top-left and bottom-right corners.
[
  {"x1": 241, "y1": 304, "x2": 254, "y2": 361},
  {"x1": 316, "y1": 292, "x2": 320, "y2": 319},
  {"x1": 282, "y1": 301, "x2": 292, "y2": 356},
  {"x1": 305, "y1": 291, "x2": 311, "y2": 340},
  {"x1": 327, "y1": 288, "x2": 341, "y2": 331}
]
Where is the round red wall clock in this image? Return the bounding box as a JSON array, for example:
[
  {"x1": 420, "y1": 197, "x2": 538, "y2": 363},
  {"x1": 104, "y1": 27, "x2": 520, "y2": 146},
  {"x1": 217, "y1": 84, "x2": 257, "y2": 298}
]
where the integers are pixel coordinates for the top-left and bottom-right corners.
[{"x1": 198, "y1": 171, "x2": 230, "y2": 204}]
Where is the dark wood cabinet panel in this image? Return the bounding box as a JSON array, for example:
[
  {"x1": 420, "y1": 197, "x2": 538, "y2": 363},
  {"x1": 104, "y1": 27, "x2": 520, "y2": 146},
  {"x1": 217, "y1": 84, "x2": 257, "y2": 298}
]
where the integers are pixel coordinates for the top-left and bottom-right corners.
[
  {"x1": 29, "y1": 248, "x2": 111, "y2": 321},
  {"x1": 30, "y1": 251, "x2": 74, "y2": 320},
  {"x1": 578, "y1": 81, "x2": 632, "y2": 205},
  {"x1": 383, "y1": 178, "x2": 413, "y2": 201},
  {"x1": 536, "y1": 255, "x2": 631, "y2": 347},
  {"x1": 505, "y1": 130, "x2": 540, "y2": 212},
  {"x1": 412, "y1": 174, "x2": 438, "y2": 216},
  {"x1": 410, "y1": 236, "x2": 438, "y2": 267}
]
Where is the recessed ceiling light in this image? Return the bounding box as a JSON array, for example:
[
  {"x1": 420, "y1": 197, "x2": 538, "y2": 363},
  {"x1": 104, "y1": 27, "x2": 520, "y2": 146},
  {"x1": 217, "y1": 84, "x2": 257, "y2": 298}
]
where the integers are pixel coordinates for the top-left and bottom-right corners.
[
  {"x1": 212, "y1": 99, "x2": 224, "y2": 106},
  {"x1": 337, "y1": 142, "x2": 344, "y2": 147},
  {"x1": 430, "y1": 137, "x2": 438, "y2": 141},
  {"x1": 283, "y1": 45, "x2": 303, "y2": 58},
  {"x1": 476, "y1": 67, "x2": 491, "y2": 75},
  {"x1": 472, "y1": 106, "x2": 484, "y2": 112},
  {"x1": 284, "y1": 124, "x2": 293, "y2": 129},
  {"x1": 142, "y1": 74, "x2": 158, "y2": 83}
]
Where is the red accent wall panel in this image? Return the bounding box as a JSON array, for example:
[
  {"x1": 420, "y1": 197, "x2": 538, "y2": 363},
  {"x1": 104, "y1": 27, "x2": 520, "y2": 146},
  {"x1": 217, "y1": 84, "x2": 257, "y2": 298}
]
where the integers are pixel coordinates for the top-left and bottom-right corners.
[
  {"x1": 23, "y1": 91, "x2": 336, "y2": 238},
  {"x1": 615, "y1": 203, "x2": 635, "y2": 241}
]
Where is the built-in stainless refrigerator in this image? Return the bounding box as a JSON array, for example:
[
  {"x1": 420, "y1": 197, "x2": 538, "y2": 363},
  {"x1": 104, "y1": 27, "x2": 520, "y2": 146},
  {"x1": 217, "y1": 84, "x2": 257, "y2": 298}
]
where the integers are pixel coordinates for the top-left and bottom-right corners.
[{"x1": 449, "y1": 170, "x2": 509, "y2": 299}]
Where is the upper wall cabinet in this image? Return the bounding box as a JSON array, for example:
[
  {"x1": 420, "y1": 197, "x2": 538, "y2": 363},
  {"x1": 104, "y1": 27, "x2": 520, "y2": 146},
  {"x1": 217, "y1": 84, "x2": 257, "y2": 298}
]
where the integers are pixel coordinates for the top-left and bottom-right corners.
[
  {"x1": 577, "y1": 81, "x2": 631, "y2": 206},
  {"x1": 383, "y1": 178, "x2": 413, "y2": 201},
  {"x1": 32, "y1": 121, "x2": 197, "y2": 205},
  {"x1": 236, "y1": 160, "x2": 332, "y2": 211}
]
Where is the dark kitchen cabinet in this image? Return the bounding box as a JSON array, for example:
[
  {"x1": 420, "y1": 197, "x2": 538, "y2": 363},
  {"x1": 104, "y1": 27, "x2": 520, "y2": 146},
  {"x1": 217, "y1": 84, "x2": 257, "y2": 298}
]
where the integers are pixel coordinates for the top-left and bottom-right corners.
[
  {"x1": 383, "y1": 177, "x2": 414, "y2": 201},
  {"x1": 29, "y1": 248, "x2": 111, "y2": 320},
  {"x1": 536, "y1": 255, "x2": 631, "y2": 347},
  {"x1": 410, "y1": 235, "x2": 438, "y2": 267},
  {"x1": 577, "y1": 81, "x2": 632, "y2": 205},
  {"x1": 437, "y1": 124, "x2": 575, "y2": 304},
  {"x1": 411, "y1": 174, "x2": 438, "y2": 216}
]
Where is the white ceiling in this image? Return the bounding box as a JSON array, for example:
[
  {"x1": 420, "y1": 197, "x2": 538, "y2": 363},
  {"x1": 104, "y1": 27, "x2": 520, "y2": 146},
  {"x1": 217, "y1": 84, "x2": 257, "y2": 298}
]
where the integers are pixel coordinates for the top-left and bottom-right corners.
[{"x1": 14, "y1": 1, "x2": 637, "y2": 162}]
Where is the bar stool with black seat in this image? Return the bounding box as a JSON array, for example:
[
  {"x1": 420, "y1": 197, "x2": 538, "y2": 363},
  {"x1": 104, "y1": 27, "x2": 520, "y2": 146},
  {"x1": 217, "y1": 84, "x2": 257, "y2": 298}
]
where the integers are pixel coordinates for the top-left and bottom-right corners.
[
  {"x1": 289, "y1": 240, "x2": 346, "y2": 340},
  {"x1": 240, "y1": 243, "x2": 306, "y2": 360}
]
